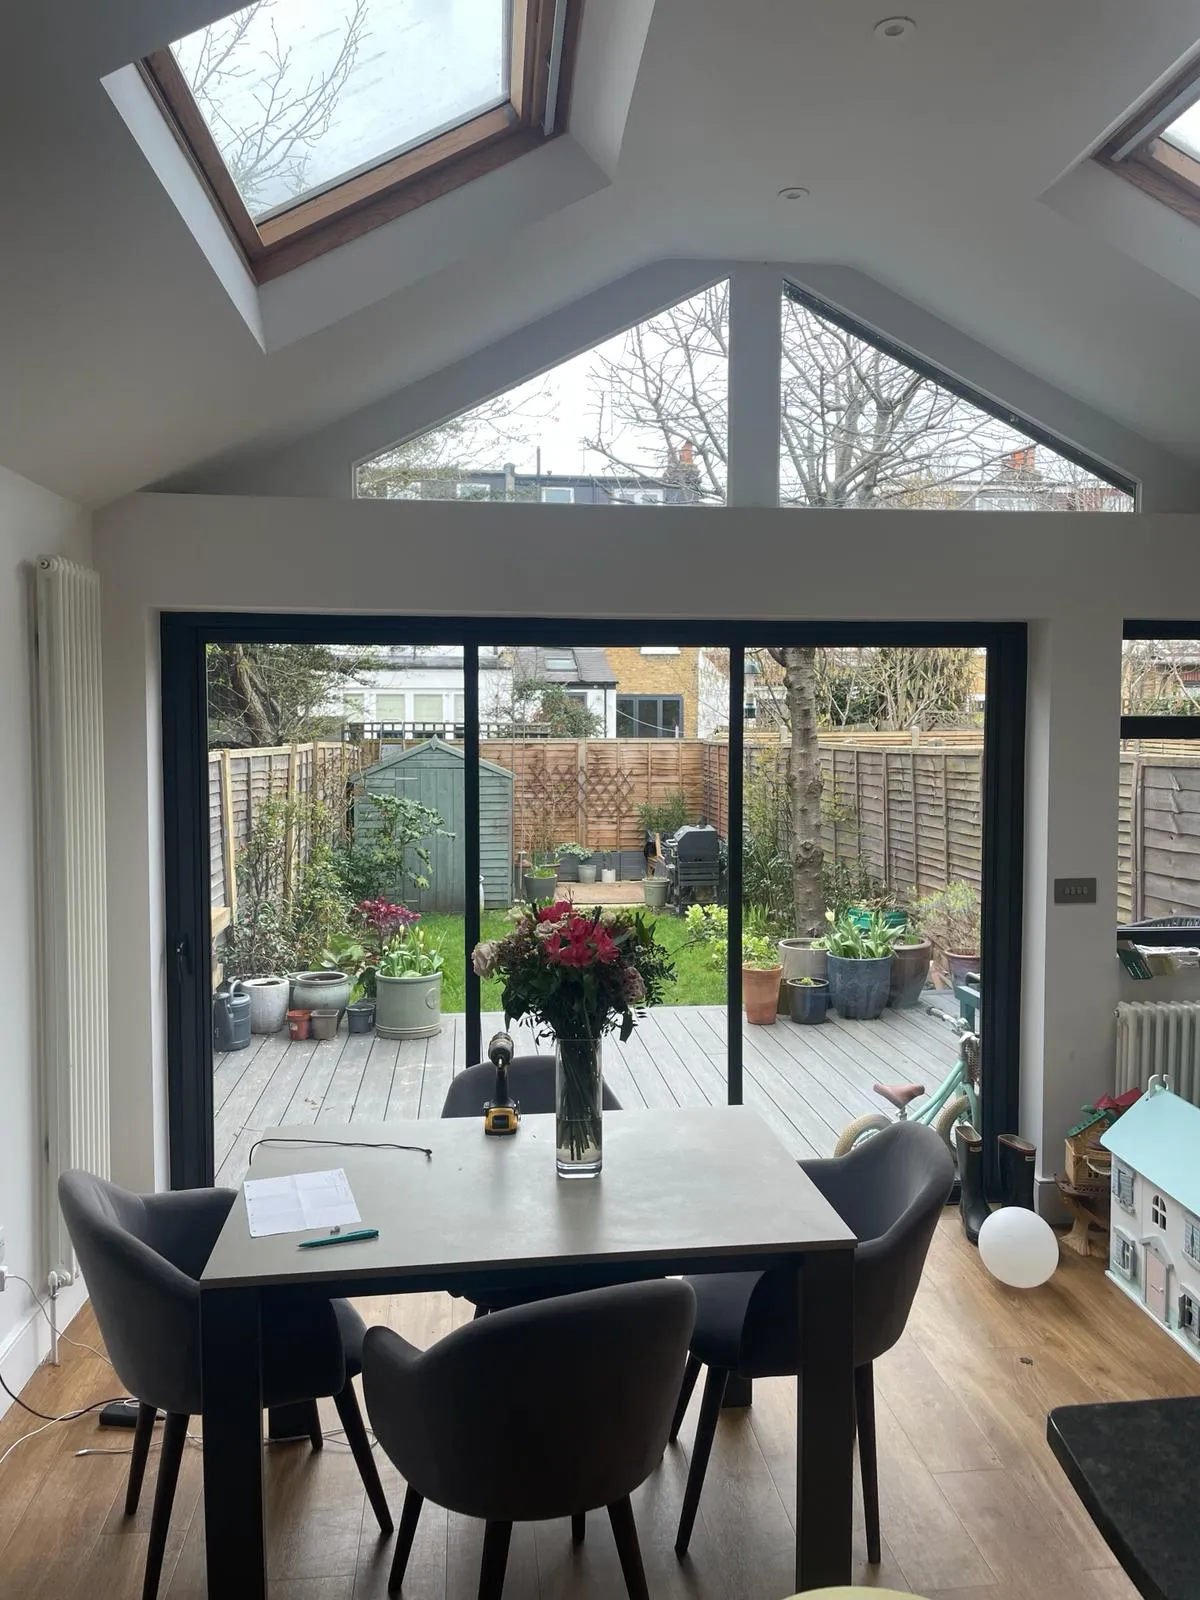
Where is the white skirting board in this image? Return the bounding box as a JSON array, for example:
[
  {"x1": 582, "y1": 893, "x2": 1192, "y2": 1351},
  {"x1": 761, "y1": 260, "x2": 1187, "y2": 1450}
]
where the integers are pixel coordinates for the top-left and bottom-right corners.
[{"x1": 0, "y1": 1279, "x2": 90, "y2": 1420}]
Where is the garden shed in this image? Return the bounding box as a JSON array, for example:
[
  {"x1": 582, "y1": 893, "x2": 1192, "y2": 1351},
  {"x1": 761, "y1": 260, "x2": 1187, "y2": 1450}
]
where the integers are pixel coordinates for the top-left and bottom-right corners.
[{"x1": 353, "y1": 737, "x2": 513, "y2": 912}]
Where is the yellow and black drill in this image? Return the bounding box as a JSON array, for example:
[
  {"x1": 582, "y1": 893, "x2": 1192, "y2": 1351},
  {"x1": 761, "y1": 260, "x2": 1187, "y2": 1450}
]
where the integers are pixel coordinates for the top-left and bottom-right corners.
[{"x1": 483, "y1": 1031, "x2": 521, "y2": 1135}]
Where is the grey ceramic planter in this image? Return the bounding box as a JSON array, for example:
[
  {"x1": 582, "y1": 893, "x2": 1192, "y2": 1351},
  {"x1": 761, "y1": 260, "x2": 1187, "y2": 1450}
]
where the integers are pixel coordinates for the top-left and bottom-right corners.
[
  {"x1": 290, "y1": 970, "x2": 352, "y2": 1016},
  {"x1": 376, "y1": 972, "x2": 443, "y2": 1039},
  {"x1": 827, "y1": 954, "x2": 892, "y2": 1020},
  {"x1": 242, "y1": 976, "x2": 290, "y2": 1034}
]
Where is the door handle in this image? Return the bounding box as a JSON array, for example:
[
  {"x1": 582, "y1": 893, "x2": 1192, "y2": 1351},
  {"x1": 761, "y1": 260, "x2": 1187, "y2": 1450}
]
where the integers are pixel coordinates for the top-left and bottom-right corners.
[{"x1": 174, "y1": 937, "x2": 192, "y2": 985}]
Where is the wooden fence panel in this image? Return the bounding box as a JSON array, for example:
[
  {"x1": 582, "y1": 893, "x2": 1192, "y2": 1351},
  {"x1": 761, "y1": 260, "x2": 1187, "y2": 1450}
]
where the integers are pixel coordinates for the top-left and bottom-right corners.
[{"x1": 208, "y1": 756, "x2": 225, "y2": 910}]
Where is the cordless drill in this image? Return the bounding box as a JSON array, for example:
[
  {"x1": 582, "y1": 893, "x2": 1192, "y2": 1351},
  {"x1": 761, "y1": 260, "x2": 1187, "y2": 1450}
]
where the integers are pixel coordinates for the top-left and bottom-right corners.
[{"x1": 483, "y1": 1031, "x2": 520, "y2": 1135}]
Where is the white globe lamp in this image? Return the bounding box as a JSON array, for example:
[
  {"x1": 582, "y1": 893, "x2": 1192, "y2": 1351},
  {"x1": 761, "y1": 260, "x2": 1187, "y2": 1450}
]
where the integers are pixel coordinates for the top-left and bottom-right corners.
[{"x1": 978, "y1": 1206, "x2": 1059, "y2": 1289}]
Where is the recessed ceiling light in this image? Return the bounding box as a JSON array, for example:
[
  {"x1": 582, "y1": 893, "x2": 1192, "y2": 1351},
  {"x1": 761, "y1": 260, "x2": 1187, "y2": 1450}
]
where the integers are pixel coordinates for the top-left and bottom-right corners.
[
  {"x1": 777, "y1": 186, "x2": 810, "y2": 200},
  {"x1": 874, "y1": 16, "x2": 916, "y2": 40}
]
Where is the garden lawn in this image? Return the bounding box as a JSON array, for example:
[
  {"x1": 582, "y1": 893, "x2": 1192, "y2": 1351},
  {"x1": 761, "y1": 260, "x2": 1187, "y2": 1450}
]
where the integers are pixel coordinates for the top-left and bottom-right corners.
[{"x1": 417, "y1": 909, "x2": 724, "y2": 1013}]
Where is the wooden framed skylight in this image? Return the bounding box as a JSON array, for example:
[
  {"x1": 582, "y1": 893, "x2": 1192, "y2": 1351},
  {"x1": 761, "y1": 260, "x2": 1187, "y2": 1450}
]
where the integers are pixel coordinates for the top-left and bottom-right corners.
[
  {"x1": 1097, "y1": 56, "x2": 1200, "y2": 226},
  {"x1": 140, "y1": 0, "x2": 581, "y2": 283}
]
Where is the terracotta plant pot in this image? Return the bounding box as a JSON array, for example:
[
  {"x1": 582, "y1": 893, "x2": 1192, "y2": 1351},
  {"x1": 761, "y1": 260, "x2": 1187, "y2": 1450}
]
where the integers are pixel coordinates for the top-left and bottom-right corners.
[
  {"x1": 309, "y1": 1008, "x2": 339, "y2": 1041},
  {"x1": 742, "y1": 965, "x2": 782, "y2": 1025},
  {"x1": 889, "y1": 940, "x2": 933, "y2": 1009},
  {"x1": 777, "y1": 938, "x2": 828, "y2": 1012},
  {"x1": 287, "y1": 1009, "x2": 311, "y2": 1040}
]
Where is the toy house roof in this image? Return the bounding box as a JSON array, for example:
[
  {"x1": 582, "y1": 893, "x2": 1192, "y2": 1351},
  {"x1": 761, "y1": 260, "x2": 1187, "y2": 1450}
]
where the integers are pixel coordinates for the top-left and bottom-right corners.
[{"x1": 1101, "y1": 1085, "x2": 1200, "y2": 1215}]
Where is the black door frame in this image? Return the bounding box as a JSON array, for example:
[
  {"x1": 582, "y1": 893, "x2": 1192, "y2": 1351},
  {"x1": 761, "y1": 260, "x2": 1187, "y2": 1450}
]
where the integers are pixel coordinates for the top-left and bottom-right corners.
[{"x1": 162, "y1": 613, "x2": 1025, "y2": 1193}]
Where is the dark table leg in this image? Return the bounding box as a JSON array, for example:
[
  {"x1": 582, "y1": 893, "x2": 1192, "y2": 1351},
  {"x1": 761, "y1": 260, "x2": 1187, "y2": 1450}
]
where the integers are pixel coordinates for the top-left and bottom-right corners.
[
  {"x1": 201, "y1": 1286, "x2": 266, "y2": 1599},
  {"x1": 722, "y1": 1375, "x2": 753, "y2": 1408},
  {"x1": 794, "y1": 1248, "x2": 854, "y2": 1592}
]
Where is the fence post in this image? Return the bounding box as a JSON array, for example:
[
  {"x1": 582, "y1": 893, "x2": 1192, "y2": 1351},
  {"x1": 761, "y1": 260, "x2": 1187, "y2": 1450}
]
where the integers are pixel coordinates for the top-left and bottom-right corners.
[
  {"x1": 1133, "y1": 757, "x2": 1145, "y2": 921},
  {"x1": 284, "y1": 742, "x2": 299, "y2": 904},
  {"x1": 941, "y1": 753, "x2": 950, "y2": 890},
  {"x1": 577, "y1": 739, "x2": 587, "y2": 844},
  {"x1": 908, "y1": 751, "x2": 917, "y2": 895},
  {"x1": 220, "y1": 748, "x2": 237, "y2": 925},
  {"x1": 881, "y1": 754, "x2": 891, "y2": 887}
]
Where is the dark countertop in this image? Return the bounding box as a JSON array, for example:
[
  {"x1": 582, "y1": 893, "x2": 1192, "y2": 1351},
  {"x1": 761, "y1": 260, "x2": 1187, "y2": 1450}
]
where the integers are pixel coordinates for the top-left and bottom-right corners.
[{"x1": 1048, "y1": 1396, "x2": 1200, "y2": 1600}]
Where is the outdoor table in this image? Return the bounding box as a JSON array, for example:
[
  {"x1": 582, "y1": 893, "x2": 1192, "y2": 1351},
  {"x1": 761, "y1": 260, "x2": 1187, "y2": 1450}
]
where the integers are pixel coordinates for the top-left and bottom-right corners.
[{"x1": 199, "y1": 1105, "x2": 857, "y2": 1596}]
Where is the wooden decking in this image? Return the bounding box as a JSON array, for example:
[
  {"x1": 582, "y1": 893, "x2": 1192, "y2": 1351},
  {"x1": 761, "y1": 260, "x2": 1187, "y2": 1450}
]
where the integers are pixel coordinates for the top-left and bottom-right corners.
[{"x1": 213, "y1": 1004, "x2": 959, "y2": 1186}]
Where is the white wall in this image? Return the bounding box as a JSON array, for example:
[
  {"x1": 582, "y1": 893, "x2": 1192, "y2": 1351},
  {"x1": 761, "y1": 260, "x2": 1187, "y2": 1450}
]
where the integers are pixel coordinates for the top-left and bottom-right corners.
[
  {"x1": 0, "y1": 464, "x2": 91, "y2": 1404},
  {"x1": 93, "y1": 493, "x2": 1200, "y2": 1207}
]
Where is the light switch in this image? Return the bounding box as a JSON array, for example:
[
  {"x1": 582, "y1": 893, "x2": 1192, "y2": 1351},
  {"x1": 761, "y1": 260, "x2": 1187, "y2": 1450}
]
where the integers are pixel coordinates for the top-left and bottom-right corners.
[{"x1": 1054, "y1": 877, "x2": 1096, "y2": 905}]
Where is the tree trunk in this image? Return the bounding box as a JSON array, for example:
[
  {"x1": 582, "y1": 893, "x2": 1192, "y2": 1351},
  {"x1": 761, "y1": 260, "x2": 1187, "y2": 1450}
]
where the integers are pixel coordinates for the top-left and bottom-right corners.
[{"x1": 782, "y1": 647, "x2": 824, "y2": 935}]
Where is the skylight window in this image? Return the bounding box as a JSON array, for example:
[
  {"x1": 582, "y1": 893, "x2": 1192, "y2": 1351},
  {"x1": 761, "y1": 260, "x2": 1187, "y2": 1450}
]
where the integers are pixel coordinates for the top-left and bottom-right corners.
[
  {"x1": 140, "y1": 0, "x2": 579, "y2": 281},
  {"x1": 1099, "y1": 59, "x2": 1200, "y2": 223}
]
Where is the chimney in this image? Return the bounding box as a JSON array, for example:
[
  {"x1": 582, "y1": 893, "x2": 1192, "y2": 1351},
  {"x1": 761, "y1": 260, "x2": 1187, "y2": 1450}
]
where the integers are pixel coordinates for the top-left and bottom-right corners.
[
  {"x1": 1006, "y1": 445, "x2": 1036, "y2": 474},
  {"x1": 680, "y1": 439, "x2": 695, "y2": 466}
]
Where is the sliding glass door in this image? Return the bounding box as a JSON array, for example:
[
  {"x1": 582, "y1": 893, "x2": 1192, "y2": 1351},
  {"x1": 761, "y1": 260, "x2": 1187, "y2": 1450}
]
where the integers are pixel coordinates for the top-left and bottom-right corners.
[{"x1": 162, "y1": 616, "x2": 1024, "y2": 1194}]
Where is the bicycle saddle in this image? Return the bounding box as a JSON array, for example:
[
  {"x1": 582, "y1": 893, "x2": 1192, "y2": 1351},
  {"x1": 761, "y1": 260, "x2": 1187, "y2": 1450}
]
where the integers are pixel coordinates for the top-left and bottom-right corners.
[{"x1": 873, "y1": 1081, "x2": 925, "y2": 1109}]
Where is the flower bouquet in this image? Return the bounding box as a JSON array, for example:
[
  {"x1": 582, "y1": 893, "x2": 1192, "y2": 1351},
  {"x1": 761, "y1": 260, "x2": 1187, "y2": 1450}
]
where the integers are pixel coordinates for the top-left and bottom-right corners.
[{"x1": 473, "y1": 902, "x2": 675, "y2": 1176}]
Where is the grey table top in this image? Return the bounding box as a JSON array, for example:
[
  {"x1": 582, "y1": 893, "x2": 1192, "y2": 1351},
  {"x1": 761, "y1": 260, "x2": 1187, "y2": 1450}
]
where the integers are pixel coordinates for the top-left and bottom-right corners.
[{"x1": 201, "y1": 1105, "x2": 856, "y2": 1292}]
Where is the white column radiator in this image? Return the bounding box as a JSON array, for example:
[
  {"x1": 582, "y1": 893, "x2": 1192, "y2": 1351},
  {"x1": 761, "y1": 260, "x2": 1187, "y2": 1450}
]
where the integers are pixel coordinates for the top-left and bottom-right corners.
[
  {"x1": 35, "y1": 557, "x2": 109, "y2": 1283},
  {"x1": 1115, "y1": 1001, "x2": 1200, "y2": 1107}
]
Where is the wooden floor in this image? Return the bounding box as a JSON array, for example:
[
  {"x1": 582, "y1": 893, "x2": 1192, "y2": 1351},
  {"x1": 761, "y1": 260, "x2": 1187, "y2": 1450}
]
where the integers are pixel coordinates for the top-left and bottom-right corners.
[
  {"x1": 2, "y1": 1217, "x2": 1195, "y2": 1599},
  {"x1": 214, "y1": 1004, "x2": 960, "y2": 1186}
]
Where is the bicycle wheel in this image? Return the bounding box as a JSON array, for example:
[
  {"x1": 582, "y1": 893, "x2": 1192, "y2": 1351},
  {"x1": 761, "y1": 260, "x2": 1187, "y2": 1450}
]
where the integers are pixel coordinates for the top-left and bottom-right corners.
[
  {"x1": 833, "y1": 1113, "x2": 892, "y2": 1156},
  {"x1": 933, "y1": 1093, "x2": 970, "y2": 1152}
]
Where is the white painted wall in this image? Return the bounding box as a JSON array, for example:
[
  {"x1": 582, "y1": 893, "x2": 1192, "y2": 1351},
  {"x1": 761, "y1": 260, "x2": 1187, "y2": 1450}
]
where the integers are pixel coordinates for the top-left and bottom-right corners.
[
  {"x1": 0, "y1": 464, "x2": 91, "y2": 1408},
  {"x1": 92, "y1": 493, "x2": 1200, "y2": 1210}
]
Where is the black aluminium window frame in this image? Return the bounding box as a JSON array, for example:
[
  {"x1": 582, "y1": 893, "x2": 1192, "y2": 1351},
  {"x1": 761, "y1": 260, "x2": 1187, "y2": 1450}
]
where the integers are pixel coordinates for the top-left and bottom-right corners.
[
  {"x1": 616, "y1": 693, "x2": 684, "y2": 738},
  {"x1": 783, "y1": 283, "x2": 1138, "y2": 503},
  {"x1": 1120, "y1": 621, "x2": 1200, "y2": 941},
  {"x1": 162, "y1": 614, "x2": 1025, "y2": 1195}
]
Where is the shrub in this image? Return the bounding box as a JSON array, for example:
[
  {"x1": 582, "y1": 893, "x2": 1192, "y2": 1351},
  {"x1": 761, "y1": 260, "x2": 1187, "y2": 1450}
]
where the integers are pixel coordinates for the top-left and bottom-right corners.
[
  {"x1": 913, "y1": 880, "x2": 981, "y2": 953},
  {"x1": 636, "y1": 791, "x2": 690, "y2": 839}
]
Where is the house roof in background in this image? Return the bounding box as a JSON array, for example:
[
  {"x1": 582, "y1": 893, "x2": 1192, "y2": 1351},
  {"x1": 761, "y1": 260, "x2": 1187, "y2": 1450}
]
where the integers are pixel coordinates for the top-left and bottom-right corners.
[
  {"x1": 513, "y1": 646, "x2": 617, "y2": 686},
  {"x1": 1102, "y1": 1083, "x2": 1200, "y2": 1214}
]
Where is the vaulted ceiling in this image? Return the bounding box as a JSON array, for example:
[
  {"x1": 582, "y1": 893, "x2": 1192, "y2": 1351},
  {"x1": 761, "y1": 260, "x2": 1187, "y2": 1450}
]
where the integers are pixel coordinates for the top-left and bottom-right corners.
[{"x1": 8, "y1": 0, "x2": 1200, "y2": 506}]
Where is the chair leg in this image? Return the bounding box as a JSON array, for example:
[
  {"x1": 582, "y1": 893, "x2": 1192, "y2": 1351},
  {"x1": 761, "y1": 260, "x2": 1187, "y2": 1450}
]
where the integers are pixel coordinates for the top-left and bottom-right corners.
[
  {"x1": 387, "y1": 1486, "x2": 425, "y2": 1594},
  {"x1": 333, "y1": 1381, "x2": 394, "y2": 1537},
  {"x1": 608, "y1": 1496, "x2": 650, "y2": 1600},
  {"x1": 571, "y1": 1512, "x2": 586, "y2": 1545},
  {"x1": 307, "y1": 1397, "x2": 324, "y2": 1452},
  {"x1": 855, "y1": 1362, "x2": 881, "y2": 1566},
  {"x1": 668, "y1": 1352, "x2": 702, "y2": 1443},
  {"x1": 477, "y1": 1520, "x2": 512, "y2": 1600},
  {"x1": 141, "y1": 1413, "x2": 187, "y2": 1600},
  {"x1": 675, "y1": 1365, "x2": 728, "y2": 1557},
  {"x1": 124, "y1": 1402, "x2": 156, "y2": 1516}
]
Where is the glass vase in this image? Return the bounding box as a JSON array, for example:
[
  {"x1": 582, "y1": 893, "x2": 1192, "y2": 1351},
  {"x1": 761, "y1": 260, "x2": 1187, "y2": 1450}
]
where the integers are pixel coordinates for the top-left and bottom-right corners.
[{"x1": 555, "y1": 1037, "x2": 603, "y2": 1178}]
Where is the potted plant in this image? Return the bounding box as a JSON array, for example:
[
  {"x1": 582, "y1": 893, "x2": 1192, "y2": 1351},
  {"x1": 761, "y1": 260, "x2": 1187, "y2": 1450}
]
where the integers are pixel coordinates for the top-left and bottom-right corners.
[
  {"x1": 823, "y1": 911, "x2": 900, "y2": 1020},
  {"x1": 222, "y1": 901, "x2": 294, "y2": 1034},
  {"x1": 376, "y1": 925, "x2": 444, "y2": 1039},
  {"x1": 889, "y1": 933, "x2": 933, "y2": 1009},
  {"x1": 643, "y1": 874, "x2": 670, "y2": 911},
  {"x1": 912, "y1": 880, "x2": 981, "y2": 987},
  {"x1": 554, "y1": 842, "x2": 595, "y2": 883},
  {"x1": 777, "y1": 935, "x2": 827, "y2": 1012},
  {"x1": 787, "y1": 975, "x2": 830, "y2": 1025},
  {"x1": 523, "y1": 853, "x2": 559, "y2": 902},
  {"x1": 742, "y1": 933, "x2": 783, "y2": 1025}
]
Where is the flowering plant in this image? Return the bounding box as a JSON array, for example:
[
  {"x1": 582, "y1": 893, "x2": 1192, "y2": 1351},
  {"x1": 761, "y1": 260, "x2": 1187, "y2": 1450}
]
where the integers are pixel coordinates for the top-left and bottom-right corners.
[
  {"x1": 323, "y1": 898, "x2": 421, "y2": 1000},
  {"x1": 472, "y1": 901, "x2": 675, "y2": 1044}
]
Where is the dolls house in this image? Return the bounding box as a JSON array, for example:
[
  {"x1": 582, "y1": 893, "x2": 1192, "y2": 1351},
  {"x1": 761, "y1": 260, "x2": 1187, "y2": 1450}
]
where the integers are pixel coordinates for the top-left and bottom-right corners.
[{"x1": 1100, "y1": 1077, "x2": 1200, "y2": 1359}]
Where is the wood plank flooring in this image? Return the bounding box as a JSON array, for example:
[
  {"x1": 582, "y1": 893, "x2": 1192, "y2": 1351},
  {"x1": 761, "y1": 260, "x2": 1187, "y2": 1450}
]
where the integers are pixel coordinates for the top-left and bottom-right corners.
[
  {"x1": 214, "y1": 1005, "x2": 959, "y2": 1185},
  {"x1": 2, "y1": 1218, "x2": 1196, "y2": 1599}
]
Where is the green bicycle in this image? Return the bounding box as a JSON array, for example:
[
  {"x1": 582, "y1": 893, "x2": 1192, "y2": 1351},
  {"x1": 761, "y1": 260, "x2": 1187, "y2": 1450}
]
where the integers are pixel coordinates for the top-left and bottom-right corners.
[{"x1": 833, "y1": 1010, "x2": 980, "y2": 1155}]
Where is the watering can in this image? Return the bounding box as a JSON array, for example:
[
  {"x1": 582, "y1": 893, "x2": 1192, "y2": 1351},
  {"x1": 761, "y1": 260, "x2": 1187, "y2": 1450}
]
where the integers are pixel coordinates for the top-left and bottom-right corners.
[{"x1": 213, "y1": 979, "x2": 251, "y2": 1053}]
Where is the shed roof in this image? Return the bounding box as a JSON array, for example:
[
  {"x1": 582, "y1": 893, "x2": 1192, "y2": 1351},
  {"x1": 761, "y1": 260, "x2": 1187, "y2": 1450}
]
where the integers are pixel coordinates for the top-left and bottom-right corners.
[
  {"x1": 359, "y1": 735, "x2": 513, "y2": 782},
  {"x1": 1101, "y1": 1082, "x2": 1200, "y2": 1214}
]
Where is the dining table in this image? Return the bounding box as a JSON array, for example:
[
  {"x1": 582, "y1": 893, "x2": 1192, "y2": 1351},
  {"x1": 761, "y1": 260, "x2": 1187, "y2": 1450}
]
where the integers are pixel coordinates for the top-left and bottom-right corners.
[{"x1": 198, "y1": 1103, "x2": 857, "y2": 1595}]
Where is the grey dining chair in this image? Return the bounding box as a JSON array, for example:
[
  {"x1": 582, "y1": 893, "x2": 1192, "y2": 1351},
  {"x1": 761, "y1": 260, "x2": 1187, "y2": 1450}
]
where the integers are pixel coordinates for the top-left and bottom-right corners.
[
  {"x1": 58, "y1": 1170, "x2": 393, "y2": 1600},
  {"x1": 441, "y1": 1055, "x2": 623, "y2": 1314},
  {"x1": 363, "y1": 1280, "x2": 697, "y2": 1599},
  {"x1": 669, "y1": 1121, "x2": 955, "y2": 1564}
]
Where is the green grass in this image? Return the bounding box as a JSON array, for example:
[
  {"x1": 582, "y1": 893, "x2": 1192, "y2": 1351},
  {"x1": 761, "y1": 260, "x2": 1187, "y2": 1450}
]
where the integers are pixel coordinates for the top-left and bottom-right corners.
[{"x1": 417, "y1": 909, "x2": 724, "y2": 1013}]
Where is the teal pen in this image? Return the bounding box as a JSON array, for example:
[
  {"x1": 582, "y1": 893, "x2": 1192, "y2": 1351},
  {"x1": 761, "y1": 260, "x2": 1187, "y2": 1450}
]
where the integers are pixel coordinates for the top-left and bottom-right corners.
[{"x1": 298, "y1": 1227, "x2": 379, "y2": 1249}]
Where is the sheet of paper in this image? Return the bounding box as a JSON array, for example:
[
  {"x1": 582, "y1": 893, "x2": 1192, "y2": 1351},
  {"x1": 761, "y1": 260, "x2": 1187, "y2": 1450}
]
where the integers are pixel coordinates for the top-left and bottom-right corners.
[{"x1": 243, "y1": 1168, "x2": 361, "y2": 1238}]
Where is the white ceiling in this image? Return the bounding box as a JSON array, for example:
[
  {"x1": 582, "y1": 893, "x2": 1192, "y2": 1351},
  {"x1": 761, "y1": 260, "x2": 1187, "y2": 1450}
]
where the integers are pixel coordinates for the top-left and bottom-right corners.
[{"x1": 8, "y1": 0, "x2": 1200, "y2": 506}]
